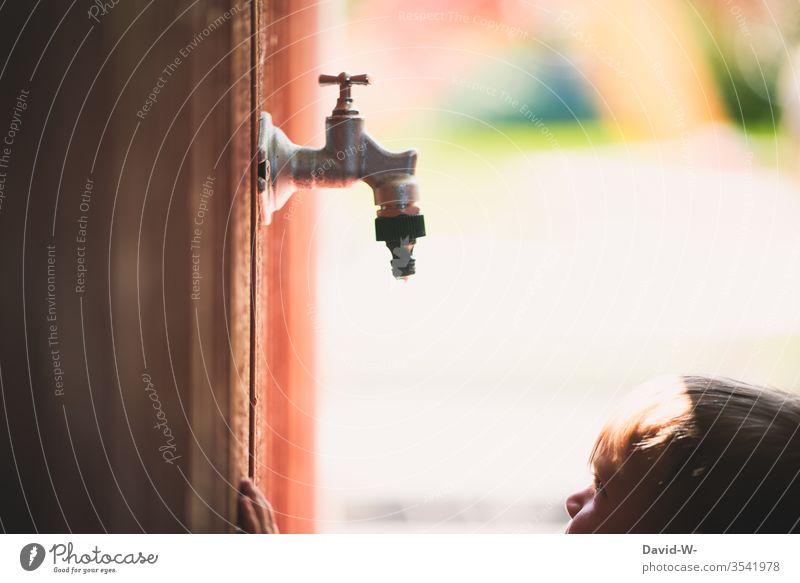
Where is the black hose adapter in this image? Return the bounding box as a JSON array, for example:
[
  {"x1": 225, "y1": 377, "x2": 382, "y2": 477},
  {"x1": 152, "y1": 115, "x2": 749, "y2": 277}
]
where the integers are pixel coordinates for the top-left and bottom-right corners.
[{"x1": 375, "y1": 215, "x2": 426, "y2": 278}]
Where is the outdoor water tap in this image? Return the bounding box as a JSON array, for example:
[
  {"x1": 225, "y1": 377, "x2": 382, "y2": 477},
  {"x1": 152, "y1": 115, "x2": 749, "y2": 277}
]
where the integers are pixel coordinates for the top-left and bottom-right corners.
[{"x1": 258, "y1": 72, "x2": 426, "y2": 278}]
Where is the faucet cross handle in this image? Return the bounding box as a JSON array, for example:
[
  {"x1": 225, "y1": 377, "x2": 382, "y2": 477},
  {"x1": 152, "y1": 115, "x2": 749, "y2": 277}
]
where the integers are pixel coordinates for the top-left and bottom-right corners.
[{"x1": 319, "y1": 72, "x2": 371, "y2": 115}]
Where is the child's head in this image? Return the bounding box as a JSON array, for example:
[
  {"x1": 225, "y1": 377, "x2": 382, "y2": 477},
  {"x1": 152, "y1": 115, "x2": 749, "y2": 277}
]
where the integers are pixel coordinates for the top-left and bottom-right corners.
[{"x1": 565, "y1": 375, "x2": 800, "y2": 533}]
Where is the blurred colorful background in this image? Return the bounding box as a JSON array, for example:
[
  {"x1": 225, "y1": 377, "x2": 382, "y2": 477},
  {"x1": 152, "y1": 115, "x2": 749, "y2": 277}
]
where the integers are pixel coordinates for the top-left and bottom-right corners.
[{"x1": 306, "y1": 0, "x2": 800, "y2": 532}]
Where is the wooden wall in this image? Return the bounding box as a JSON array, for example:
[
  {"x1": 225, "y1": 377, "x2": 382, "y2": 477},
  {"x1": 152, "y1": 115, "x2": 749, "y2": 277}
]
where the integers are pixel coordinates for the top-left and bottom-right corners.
[
  {"x1": 0, "y1": 0, "x2": 320, "y2": 534},
  {"x1": 0, "y1": 0, "x2": 264, "y2": 533}
]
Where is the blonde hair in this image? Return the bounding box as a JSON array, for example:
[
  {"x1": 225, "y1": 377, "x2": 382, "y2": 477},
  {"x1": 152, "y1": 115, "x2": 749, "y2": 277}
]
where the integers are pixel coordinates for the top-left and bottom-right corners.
[{"x1": 590, "y1": 375, "x2": 800, "y2": 533}]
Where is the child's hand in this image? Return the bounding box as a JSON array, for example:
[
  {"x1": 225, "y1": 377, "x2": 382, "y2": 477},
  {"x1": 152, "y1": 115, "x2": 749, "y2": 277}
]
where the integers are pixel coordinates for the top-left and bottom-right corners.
[{"x1": 238, "y1": 477, "x2": 279, "y2": 533}]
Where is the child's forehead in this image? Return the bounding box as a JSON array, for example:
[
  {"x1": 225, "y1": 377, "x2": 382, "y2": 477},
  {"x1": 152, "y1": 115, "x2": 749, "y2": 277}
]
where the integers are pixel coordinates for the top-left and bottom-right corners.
[
  {"x1": 591, "y1": 452, "x2": 616, "y2": 474},
  {"x1": 592, "y1": 447, "x2": 673, "y2": 487},
  {"x1": 592, "y1": 449, "x2": 635, "y2": 477}
]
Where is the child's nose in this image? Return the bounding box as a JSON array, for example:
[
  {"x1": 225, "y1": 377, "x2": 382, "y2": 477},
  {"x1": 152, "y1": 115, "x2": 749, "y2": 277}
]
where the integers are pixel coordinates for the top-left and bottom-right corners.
[{"x1": 565, "y1": 486, "x2": 592, "y2": 518}]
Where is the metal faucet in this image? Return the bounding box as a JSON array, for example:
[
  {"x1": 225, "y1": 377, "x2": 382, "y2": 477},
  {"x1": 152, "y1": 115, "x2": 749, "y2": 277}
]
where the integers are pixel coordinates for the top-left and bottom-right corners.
[{"x1": 258, "y1": 72, "x2": 426, "y2": 278}]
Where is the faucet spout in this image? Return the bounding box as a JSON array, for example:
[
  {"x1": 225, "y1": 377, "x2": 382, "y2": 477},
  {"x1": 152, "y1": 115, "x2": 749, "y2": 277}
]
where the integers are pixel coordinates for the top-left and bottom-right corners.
[
  {"x1": 258, "y1": 72, "x2": 426, "y2": 278},
  {"x1": 361, "y1": 132, "x2": 419, "y2": 213},
  {"x1": 359, "y1": 133, "x2": 425, "y2": 277}
]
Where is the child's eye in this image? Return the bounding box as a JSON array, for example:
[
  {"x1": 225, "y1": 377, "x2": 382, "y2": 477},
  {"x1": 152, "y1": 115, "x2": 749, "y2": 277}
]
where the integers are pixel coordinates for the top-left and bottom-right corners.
[{"x1": 594, "y1": 479, "x2": 607, "y2": 497}]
